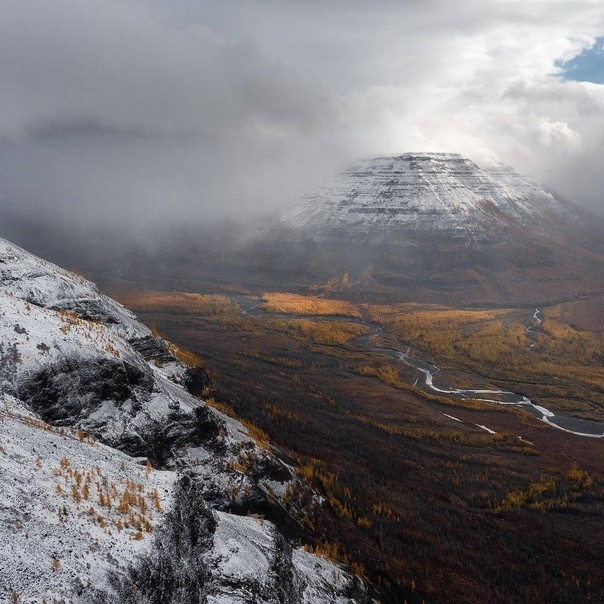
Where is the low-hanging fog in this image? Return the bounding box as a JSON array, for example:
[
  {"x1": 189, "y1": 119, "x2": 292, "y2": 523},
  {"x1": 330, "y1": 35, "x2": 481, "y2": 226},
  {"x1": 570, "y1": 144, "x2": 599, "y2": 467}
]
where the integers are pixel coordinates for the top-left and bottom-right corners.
[{"x1": 1, "y1": 0, "x2": 604, "y2": 242}]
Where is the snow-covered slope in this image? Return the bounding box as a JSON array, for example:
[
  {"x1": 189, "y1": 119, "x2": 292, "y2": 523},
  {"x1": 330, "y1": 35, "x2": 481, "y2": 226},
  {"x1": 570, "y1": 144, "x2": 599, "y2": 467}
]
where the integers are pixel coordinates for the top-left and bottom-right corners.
[
  {"x1": 0, "y1": 395, "x2": 176, "y2": 603},
  {"x1": 0, "y1": 269, "x2": 200, "y2": 453},
  {"x1": 0, "y1": 238, "x2": 148, "y2": 340},
  {"x1": 283, "y1": 153, "x2": 578, "y2": 239},
  {"x1": 0, "y1": 237, "x2": 367, "y2": 603}
]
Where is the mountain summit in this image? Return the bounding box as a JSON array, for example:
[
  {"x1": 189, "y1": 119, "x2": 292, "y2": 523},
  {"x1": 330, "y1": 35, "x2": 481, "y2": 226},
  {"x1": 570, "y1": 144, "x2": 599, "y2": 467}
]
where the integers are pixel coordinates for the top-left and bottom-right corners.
[
  {"x1": 272, "y1": 153, "x2": 603, "y2": 305},
  {"x1": 283, "y1": 152, "x2": 578, "y2": 239}
]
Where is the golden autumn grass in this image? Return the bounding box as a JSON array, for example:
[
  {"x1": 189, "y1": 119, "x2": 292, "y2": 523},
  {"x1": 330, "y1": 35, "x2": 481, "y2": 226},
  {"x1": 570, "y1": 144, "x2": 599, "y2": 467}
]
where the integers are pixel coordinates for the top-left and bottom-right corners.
[
  {"x1": 117, "y1": 290, "x2": 239, "y2": 315},
  {"x1": 262, "y1": 292, "x2": 362, "y2": 318},
  {"x1": 364, "y1": 303, "x2": 604, "y2": 419},
  {"x1": 255, "y1": 292, "x2": 604, "y2": 419},
  {"x1": 260, "y1": 293, "x2": 604, "y2": 418},
  {"x1": 263, "y1": 318, "x2": 369, "y2": 346},
  {"x1": 116, "y1": 288, "x2": 604, "y2": 418}
]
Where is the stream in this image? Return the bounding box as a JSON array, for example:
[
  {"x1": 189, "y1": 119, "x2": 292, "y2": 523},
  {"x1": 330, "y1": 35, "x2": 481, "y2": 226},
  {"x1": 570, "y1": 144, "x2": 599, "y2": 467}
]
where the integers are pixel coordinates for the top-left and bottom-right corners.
[{"x1": 240, "y1": 302, "x2": 604, "y2": 439}]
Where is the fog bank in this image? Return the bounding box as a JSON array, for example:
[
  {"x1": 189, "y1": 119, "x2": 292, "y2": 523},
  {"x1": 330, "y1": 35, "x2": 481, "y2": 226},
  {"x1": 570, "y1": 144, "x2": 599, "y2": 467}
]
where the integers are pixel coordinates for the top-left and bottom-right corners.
[{"x1": 1, "y1": 0, "x2": 603, "y2": 238}]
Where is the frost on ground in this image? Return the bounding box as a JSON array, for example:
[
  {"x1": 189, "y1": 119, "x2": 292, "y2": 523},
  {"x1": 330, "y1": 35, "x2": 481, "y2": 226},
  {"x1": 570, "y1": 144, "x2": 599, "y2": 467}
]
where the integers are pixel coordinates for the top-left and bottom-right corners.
[
  {"x1": 0, "y1": 238, "x2": 367, "y2": 603},
  {"x1": 0, "y1": 395, "x2": 176, "y2": 603},
  {"x1": 0, "y1": 238, "x2": 149, "y2": 340},
  {"x1": 209, "y1": 512, "x2": 358, "y2": 604}
]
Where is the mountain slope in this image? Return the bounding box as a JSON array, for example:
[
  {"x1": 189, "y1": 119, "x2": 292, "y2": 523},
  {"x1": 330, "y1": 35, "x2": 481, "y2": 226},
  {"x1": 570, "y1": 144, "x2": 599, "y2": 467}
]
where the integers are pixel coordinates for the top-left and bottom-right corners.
[
  {"x1": 272, "y1": 153, "x2": 604, "y2": 305},
  {"x1": 282, "y1": 153, "x2": 579, "y2": 239},
  {"x1": 0, "y1": 238, "x2": 368, "y2": 603}
]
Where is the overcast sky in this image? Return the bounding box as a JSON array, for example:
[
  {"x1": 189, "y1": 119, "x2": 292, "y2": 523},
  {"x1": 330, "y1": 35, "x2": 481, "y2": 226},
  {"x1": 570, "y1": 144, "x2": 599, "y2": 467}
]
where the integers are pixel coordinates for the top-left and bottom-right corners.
[{"x1": 1, "y1": 0, "x2": 603, "y2": 232}]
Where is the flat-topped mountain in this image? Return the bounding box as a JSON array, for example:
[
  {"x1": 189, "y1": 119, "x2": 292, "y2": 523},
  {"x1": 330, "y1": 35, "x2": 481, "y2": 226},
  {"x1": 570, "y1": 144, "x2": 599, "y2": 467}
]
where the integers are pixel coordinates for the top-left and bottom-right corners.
[
  {"x1": 283, "y1": 153, "x2": 579, "y2": 240},
  {"x1": 266, "y1": 153, "x2": 604, "y2": 305}
]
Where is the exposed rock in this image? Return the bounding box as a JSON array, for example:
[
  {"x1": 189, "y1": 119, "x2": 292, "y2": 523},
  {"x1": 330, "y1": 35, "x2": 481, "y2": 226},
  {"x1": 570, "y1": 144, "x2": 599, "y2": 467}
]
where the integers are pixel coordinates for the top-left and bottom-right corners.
[{"x1": 0, "y1": 237, "x2": 369, "y2": 603}]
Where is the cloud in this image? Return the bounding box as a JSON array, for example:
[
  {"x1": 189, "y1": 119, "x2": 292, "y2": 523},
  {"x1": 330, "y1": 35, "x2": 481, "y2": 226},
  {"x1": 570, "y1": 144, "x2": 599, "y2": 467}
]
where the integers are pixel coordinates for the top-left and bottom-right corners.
[
  {"x1": 535, "y1": 121, "x2": 579, "y2": 146},
  {"x1": 0, "y1": 0, "x2": 603, "y2": 235},
  {"x1": 0, "y1": 1, "x2": 337, "y2": 143}
]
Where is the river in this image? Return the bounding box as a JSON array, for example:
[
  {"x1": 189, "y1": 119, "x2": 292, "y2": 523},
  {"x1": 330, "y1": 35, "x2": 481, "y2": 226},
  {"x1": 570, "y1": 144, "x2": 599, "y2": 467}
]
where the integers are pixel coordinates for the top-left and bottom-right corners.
[{"x1": 241, "y1": 302, "x2": 604, "y2": 439}]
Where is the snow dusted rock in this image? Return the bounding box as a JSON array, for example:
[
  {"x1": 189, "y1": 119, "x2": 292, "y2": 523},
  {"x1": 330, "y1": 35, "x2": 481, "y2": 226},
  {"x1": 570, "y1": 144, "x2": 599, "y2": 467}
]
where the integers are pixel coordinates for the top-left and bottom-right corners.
[
  {"x1": 282, "y1": 153, "x2": 578, "y2": 240},
  {"x1": 0, "y1": 238, "x2": 148, "y2": 340},
  {"x1": 0, "y1": 278, "x2": 200, "y2": 458},
  {"x1": 0, "y1": 238, "x2": 368, "y2": 603},
  {"x1": 208, "y1": 512, "x2": 360, "y2": 604}
]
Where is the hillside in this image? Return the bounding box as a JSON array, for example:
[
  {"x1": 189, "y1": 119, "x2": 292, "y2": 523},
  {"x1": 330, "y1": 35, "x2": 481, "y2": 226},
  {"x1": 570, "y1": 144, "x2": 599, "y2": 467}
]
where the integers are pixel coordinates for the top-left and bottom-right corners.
[{"x1": 0, "y1": 238, "x2": 369, "y2": 604}]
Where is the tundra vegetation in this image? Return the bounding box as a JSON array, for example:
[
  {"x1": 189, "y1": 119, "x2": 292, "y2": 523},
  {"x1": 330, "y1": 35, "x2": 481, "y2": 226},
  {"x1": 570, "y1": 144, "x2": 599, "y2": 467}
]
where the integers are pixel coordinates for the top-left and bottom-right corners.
[{"x1": 116, "y1": 288, "x2": 604, "y2": 604}]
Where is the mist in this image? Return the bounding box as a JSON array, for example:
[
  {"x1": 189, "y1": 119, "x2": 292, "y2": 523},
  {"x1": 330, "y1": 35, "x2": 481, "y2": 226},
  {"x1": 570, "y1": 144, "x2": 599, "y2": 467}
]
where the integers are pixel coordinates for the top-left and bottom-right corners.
[{"x1": 1, "y1": 0, "x2": 604, "y2": 242}]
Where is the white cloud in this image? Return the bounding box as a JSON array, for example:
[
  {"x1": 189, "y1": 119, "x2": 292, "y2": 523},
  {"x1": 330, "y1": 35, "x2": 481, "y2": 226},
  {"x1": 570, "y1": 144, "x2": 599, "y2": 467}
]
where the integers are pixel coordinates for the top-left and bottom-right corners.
[
  {"x1": 536, "y1": 121, "x2": 580, "y2": 146},
  {"x1": 0, "y1": 0, "x2": 603, "y2": 228}
]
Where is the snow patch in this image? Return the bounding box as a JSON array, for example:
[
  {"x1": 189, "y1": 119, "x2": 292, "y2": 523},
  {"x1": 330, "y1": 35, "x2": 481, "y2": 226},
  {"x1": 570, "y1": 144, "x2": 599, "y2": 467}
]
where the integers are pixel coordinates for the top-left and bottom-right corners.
[
  {"x1": 0, "y1": 395, "x2": 175, "y2": 603},
  {"x1": 475, "y1": 424, "x2": 496, "y2": 434}
]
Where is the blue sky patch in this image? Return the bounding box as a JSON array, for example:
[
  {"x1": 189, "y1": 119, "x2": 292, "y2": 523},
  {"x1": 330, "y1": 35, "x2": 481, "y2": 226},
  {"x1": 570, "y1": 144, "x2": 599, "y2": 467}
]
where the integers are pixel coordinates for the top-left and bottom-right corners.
[{"x1": 558, "y1": 37, "x2": 604, "y2": 84}]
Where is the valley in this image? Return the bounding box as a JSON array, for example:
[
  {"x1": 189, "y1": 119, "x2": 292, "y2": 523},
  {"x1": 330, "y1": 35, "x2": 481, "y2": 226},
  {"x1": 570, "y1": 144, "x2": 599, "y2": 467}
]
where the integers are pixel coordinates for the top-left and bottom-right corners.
[
  {"x1": 3, "y1": 151, "x2": 603, "y2": 603},
  {"x1": 109, "y1": 285, "x2": 604, "y2": 603}
]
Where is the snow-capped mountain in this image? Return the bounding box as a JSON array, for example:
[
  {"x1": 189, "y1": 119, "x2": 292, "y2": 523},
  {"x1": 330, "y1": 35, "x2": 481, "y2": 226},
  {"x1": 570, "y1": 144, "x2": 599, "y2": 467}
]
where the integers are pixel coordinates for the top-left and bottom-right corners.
[
  {"x1": 272, "y1": 152, "x2": 604, "y2": 305},
  {"x1": 283, "y1": 153, "x2": 579, "y2": 239},
  {"x1": 0, "y1": 238, "x2": 368, "y2": 603}
]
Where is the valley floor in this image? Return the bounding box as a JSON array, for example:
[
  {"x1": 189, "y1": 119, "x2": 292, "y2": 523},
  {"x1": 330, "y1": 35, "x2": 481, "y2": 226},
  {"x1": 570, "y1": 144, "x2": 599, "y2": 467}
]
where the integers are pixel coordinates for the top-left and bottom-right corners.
[{"x1": 109, "y1": 287, "x2": 604, "y2": 604}]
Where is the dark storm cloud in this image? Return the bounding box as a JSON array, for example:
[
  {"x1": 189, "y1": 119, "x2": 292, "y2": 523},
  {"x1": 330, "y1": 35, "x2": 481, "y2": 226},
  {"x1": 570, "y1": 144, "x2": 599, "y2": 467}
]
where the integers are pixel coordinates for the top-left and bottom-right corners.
[{"x1": 1, "y1": 0, "x2": 603, "y2": 233}]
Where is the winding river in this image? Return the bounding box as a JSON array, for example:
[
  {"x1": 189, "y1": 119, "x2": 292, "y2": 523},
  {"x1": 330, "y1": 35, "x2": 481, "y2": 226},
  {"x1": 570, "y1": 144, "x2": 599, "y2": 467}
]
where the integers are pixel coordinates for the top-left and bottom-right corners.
[{"x1": 240, "y1": 302, "x2": 604, "y2": 439}]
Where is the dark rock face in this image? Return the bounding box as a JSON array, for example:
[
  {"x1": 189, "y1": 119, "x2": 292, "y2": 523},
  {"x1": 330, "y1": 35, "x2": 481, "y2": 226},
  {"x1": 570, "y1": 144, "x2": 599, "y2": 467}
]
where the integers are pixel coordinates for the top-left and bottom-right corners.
[
  {"x1": 49, "y1": 299, "x2": 122, "y2": 325},
  {"x1": 129, "y1": 335, "x2": 212, "y2": 397},
  {"x1": 16, "y1": 358, "x2": 152, "y2": 426},
  {"x1": 126, "y1": 406, "x2": 224, "y2": 467},
  {"x1": 271, "y1": 532, "x2": 304, "y2": 604},
  {"x1": 181, "y1": 366, "x2": 212, "y2": 397},
  {"x1": 129, "y1": 335, "x2": 175, "y2": 365},
  {"x1": 15, "y1": 358, "x2": 224, "y2": 466}
]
